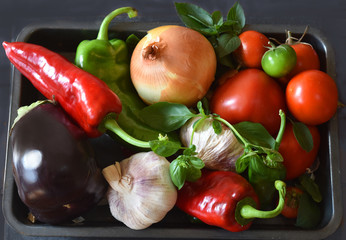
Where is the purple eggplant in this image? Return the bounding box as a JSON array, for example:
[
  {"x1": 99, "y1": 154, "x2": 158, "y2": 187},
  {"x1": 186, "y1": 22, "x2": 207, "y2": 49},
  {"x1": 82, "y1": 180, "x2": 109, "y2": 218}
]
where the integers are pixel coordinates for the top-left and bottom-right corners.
[{"x1": 10, "y1": 102, "x2": 107, "y2": 224}]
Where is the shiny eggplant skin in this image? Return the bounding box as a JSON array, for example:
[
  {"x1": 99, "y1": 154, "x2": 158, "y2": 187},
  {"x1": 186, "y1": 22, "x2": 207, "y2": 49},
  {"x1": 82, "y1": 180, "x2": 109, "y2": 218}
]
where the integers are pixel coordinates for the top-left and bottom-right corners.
[{"x1": 10, "y1": 103, "x2": 107, "y2": 224}]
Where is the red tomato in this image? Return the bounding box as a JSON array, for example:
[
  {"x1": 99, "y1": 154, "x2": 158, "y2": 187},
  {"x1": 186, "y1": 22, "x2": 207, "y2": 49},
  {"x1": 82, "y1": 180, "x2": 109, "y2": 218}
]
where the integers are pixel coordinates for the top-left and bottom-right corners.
[
  {"x1": 290, "y1": 43, "x2": 320, "y2": 75},
  {"x1": 286, "y1": 70, "x2": 338, "y2": 125},
  {"x1": 279, "y1": 122, "x2": 320, "y2": 180},
  {"x1": 279, "y1": 43, "x2": 320, "y2": 85},
  {"x1": 281, "y1": 186, "x2": 304, "y2": 219},
  {"x1": 233, "y1": 30, "x2": 271, "y2": 68},
  {"x1": 210, "y1": 68, "x2": 286, "y2": 136}
]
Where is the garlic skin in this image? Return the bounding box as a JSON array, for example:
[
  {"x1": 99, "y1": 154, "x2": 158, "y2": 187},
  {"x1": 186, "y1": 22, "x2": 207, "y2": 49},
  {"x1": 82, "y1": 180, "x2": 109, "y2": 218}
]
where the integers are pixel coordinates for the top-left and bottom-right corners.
[
  {"x1": 102, "y1": 151, "x2": 177, "y2": 230},
  {"x1": 180, "y1": 117, "x2": 244, "y2": 172}
]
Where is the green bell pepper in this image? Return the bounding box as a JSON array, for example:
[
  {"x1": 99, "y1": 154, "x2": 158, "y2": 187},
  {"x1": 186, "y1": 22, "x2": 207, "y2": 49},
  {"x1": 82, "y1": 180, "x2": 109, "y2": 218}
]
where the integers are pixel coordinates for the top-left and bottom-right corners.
[
  {"x1": 75, "y1": 7, "x2": 176, "y2": 143},
  {"x1": 248, "y1": 111, "x2": 287, "y2": 208},
  {"x1": 248, "y1": 153, "x2": 286, "y2": 208},
  {"x1": 233, "y1": 110, "x2": 287, "y2": 209}
]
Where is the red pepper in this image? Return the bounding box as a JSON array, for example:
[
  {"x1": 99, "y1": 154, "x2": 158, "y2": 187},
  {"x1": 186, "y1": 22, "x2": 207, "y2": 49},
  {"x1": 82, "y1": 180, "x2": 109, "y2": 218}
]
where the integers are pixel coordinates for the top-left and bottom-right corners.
[
  {"x1": 176, "y1": 170, "x2": 286, "y2": 232},
  {"x1": 3, "y1": 41, "x2": 121, "y2": 138}
]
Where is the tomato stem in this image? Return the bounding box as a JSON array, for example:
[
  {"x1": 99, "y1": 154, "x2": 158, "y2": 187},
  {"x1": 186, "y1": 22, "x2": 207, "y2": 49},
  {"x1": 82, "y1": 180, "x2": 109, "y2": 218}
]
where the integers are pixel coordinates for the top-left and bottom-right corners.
[{"x1": 268, "y1": 41, "x2": 276, "y2": 49}]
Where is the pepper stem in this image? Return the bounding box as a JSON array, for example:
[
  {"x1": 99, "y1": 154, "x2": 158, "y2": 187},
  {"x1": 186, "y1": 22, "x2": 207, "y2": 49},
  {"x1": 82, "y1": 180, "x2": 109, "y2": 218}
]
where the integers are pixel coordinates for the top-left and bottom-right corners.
[
  {"x1": 103, "y1": 118, "x2": 150, "y2": 149},
  {"x1": 235, "y1": 180, "x2": 286, "y2": 225},
  {"x1": 97, "y1": 7, "x2": 138, "y2": 41}
]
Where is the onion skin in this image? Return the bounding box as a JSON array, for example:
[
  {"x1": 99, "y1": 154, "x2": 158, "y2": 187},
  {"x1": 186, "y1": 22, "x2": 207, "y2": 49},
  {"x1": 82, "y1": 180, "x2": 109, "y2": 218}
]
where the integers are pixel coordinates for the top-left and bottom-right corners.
[{"x1": 130, "y1": 25, "x2": 217, "y2": 106}]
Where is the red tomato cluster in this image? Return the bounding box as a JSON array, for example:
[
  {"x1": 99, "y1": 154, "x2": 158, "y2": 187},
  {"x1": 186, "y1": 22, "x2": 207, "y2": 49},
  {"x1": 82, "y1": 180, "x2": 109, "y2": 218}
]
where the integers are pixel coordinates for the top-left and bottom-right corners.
[{"x1": 210, "y1": 29, "x2": 338, "y2": 183}]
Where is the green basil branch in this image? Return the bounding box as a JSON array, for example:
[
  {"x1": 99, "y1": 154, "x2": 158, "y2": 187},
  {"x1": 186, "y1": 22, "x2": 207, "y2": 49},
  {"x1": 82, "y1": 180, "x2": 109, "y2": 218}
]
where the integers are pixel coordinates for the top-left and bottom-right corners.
[
  {"x1": 137, "y1": 100, "x2": 289, "y2": 189},
  {"x1": 175, "y1": 2, "x2": 246, "y2": 67},
  {"x1": 120, "y1": 98, "x2": 313, "y2": 190}
]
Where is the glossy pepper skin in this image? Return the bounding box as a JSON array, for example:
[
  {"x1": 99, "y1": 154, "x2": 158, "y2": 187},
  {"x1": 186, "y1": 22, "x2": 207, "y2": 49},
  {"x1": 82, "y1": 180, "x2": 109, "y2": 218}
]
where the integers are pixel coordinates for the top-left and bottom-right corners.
[
  {"x1": 176, "y1": 170, "x2": 260, "y2": 232},
  {"x1": 3, "y1": 41, "x2": 122, "y2": 138},
  {"x1": 75, "y1": 7, "x2": 169, "y2": 141},
  {"x1": 10, "y1": 102, "x2": 107, "y2": 224}
]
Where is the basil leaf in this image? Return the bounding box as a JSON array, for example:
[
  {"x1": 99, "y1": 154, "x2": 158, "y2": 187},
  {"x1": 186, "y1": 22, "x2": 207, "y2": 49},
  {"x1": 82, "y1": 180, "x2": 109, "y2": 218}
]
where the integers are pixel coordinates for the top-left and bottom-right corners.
[
  {"x1": 218, "y1": 19, "x2": 239, "y2": 33},
  {"x1": 227, "y1": 2, "x2": 246, "y2": 34},
  {"x1": 201, "y1": 98, "x2": 210, "y2": 115},
  {"x1": 299, "y1": 174, "x2": 322, "y2": 203},
  {"x1": 140, "y1": 102, "x2": 195, "y2": 132},
  {"x1": 189, "y1": 156, "x2": 205, "y2": 169},
  {"x1": 215, "y1": 33, "x2": 241, "y2": 58},
  {"x1": 264, "y1": 148, "x2": 284, "y2": 164},
  {"x1": 174, "y1": 2, "x2": 217, "y2": 35},
  {"x1": 185, "y1": 165, "x2": 202, "y2": 182},
  {"x1": 212, "y1": 120, "x2": 222, "y2": 134},
  {"x1": 183, "y1": 145, "x2": 197, "y2": 156},
  {"x1": 175, "y1": 2, "x2": 246, "y2": 67},
  {"x1": 292, "y1": 121, "x2": 313, "y2": 152},
  {"x1": 149, "y1": 139, "x2": 181, "y2": 157},
  {"x1": 211, "y1": 10, "x2": 223, "y2": 26},
  {"x1": 197, "y1": 101, "x2": 205, "y2": 115},
  {"x1": 296, "y1": 193, "x2": 321, "y2": 229},
  {"x1": 235, "y1": 151, "x2": 254, "y2": 173},
  {"x1": 169, "y1": 159, "x2": 187, "y2": 190},
  {"x1": 192, "y1": 117, "x2": 203, "y2": 130},
  {"x1": 125, "y1": 33, "x2": 140, "y2": 55},
  {"x1": 234, "y1": 121, "x2": 276, "y2": 149},
  {"x1": 169, "y1": 152, "x2": 203, "y2": 189}
]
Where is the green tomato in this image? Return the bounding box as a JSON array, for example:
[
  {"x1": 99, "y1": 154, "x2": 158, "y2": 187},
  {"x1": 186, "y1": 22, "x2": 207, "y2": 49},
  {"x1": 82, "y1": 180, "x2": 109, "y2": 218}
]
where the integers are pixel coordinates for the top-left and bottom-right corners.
[{"x1": 261, "y1": 43, "x2": 297, "y2": 78}]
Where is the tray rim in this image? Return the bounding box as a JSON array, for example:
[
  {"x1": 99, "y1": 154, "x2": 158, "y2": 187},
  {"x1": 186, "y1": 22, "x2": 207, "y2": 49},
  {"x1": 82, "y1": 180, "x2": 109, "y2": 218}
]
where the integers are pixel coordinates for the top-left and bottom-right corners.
[{"x1": 2, "y1": 22, "x2": 343, "y2": 239}]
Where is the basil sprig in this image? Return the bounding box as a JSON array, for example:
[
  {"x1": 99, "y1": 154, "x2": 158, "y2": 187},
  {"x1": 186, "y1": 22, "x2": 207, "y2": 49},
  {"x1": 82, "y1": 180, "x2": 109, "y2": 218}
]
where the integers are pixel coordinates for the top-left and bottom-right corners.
[
  {"x1": 142, "y1": 101, "x2": 282, "y2": 189},
  {"x1": 143, "y1": 100, "x2": 314, "y2": 190},
  {"x1": 174, "y1": 2, "x2": 245, "y2": 67}
]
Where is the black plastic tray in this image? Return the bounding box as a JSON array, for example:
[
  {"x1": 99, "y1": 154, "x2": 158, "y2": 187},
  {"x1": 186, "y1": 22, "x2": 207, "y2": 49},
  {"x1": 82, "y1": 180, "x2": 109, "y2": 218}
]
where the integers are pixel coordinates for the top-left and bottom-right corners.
[{"x1": 2, "y1": 22, "x2": 343, "y2": 239}]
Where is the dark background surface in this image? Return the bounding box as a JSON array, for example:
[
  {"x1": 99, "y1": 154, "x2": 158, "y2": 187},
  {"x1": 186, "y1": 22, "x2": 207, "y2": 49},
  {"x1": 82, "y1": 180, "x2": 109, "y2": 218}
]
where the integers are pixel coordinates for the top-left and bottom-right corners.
[{"x1": 0, "y1": 0, "x2": 345, "y2": 239}]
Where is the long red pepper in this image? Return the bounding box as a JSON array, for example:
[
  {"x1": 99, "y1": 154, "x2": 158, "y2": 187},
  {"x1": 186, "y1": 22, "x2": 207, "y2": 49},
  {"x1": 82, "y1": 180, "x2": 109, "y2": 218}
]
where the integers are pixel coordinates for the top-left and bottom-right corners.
[
  {"x1": 3, "y1": 41, "x2": 122, "y2": 138},
  {"x1": 176, "y1": 170, "x2": 286, "y2": 232}
]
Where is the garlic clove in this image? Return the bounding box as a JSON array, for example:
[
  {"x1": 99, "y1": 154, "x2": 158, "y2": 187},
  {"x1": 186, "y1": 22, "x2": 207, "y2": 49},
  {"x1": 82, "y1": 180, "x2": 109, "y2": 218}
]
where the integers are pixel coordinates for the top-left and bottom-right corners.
[{"x1": 102, "y1": 162, "x2": 122, "y2": 191}]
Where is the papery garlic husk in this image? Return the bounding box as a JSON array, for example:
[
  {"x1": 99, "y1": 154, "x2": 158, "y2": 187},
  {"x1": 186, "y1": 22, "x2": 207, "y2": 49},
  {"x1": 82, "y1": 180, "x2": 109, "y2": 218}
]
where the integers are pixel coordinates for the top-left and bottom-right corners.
[
  {"x1": 102, "y1": 151, "x2": 177, "y2": 230},
  {"x1": 180, "y1": 117, "x2": 244, "y2": 172}
]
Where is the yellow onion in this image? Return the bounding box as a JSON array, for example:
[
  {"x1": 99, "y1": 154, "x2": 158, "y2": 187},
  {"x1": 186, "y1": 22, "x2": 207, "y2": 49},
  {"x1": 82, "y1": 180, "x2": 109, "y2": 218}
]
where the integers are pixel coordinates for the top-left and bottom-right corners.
[{"x1": 130, "y1": 25, "x2": 217, "y2": 106}]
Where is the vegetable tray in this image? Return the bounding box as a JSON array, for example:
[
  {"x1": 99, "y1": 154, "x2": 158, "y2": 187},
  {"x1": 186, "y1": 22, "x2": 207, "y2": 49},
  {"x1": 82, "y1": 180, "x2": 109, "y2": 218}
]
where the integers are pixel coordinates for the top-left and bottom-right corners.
[{"x1": 3, "y1": 22, "x2": 342, "y2": 239}]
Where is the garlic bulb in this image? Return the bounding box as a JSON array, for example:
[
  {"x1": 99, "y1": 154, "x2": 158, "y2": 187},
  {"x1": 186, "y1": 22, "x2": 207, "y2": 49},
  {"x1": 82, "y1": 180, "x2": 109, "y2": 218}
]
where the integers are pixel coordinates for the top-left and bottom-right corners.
[
  {"x1": 180, "y1": 117, "x2": 244, "y2": 172},
  {"x1": 102, "y1": 151, "x2": 177, "y2": 230}
]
